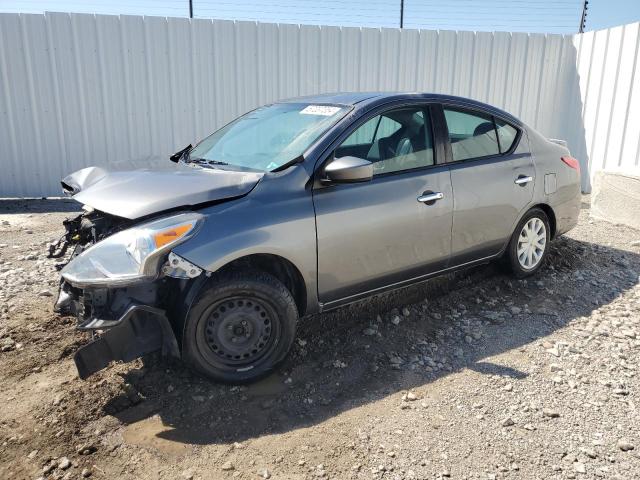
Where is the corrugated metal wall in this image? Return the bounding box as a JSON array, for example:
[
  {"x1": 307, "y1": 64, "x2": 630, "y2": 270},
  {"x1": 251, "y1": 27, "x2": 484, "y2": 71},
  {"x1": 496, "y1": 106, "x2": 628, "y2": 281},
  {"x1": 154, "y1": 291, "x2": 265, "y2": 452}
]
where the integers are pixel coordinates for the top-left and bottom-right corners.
[
  {"x1": 0, "y1": 12, "x2": 634, "y2": 196},
  {"x1": 573, "y1": 22, "x2": 640, "y2": 191}
]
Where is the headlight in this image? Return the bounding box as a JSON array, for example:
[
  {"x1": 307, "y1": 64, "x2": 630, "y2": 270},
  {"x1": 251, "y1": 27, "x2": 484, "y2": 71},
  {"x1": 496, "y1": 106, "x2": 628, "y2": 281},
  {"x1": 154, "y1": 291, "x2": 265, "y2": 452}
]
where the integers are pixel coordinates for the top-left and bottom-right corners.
[{"x1": 61, "y1": 212, "x2": 204, "y2": 287}]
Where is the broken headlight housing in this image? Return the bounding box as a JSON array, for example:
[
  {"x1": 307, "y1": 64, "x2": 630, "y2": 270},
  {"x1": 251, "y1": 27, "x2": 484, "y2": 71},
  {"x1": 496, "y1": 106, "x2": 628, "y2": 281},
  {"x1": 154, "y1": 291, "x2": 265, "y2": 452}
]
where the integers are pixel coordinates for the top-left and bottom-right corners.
[{"x1": 61, "y1": 212, "x2": 204, "y2": 287}]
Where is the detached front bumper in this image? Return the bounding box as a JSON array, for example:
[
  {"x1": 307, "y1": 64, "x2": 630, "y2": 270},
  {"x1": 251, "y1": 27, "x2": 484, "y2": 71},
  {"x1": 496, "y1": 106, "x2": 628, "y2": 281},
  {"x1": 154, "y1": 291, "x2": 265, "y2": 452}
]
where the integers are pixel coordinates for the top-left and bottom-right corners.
[
  {"x1": 73, "y1": 303, "x2": 180, "y2": 379},
  {"x1": 57, "y1": 280, "x2": 181, "y2": 379}
]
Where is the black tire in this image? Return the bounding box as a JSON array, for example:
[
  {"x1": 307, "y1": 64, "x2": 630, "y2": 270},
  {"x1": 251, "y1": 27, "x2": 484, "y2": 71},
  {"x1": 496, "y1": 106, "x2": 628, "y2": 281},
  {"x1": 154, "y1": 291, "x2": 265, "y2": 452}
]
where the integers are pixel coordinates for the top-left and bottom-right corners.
[
  {"x1": 183, "y1": 270, "x2": 298, "y2": 383},
  {"x1": 504, "y1": 208, "x2": 551, "y2": 279}
]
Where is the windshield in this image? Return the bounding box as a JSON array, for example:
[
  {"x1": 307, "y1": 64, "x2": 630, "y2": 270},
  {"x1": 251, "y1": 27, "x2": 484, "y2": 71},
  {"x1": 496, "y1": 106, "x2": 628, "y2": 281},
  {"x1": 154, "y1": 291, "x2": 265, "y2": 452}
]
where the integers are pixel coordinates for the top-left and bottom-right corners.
[{"x1": 188, "y1": 103, "x2": 349, "y2": 171}]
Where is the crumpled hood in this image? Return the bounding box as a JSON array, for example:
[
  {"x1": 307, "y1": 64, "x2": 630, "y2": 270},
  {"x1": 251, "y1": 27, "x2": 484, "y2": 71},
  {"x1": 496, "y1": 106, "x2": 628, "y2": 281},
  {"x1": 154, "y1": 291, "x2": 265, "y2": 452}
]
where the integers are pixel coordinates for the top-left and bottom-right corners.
[{"x1": 62, "y1": 161, "x2": 263, "y2": 219}]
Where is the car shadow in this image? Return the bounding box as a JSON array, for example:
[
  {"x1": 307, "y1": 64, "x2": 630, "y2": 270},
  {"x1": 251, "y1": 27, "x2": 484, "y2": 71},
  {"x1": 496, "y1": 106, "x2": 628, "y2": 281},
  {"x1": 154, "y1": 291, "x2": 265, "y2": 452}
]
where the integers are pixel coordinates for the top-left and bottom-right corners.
[{"x1": 105, "y1": 234, "x2": 639, "y2": 446}]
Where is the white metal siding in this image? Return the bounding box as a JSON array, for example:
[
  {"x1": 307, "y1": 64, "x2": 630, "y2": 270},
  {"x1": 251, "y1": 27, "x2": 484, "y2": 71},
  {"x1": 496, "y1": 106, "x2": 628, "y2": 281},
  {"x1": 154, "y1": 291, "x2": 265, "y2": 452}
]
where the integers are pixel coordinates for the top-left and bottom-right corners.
[
  {"x1": 0, "y1": 12, "x2": 637, "y2": 196},
  {"x1": 573, "y1": 22, "x2": 640, "y2": 190}
]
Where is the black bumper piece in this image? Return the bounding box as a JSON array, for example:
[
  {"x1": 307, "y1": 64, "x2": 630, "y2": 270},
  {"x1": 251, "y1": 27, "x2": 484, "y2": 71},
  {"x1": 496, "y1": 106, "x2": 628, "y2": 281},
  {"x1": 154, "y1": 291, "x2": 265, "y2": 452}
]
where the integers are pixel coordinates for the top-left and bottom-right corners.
[{"x1": 73, "y1": 305, "x2": 180, "y2": 380}]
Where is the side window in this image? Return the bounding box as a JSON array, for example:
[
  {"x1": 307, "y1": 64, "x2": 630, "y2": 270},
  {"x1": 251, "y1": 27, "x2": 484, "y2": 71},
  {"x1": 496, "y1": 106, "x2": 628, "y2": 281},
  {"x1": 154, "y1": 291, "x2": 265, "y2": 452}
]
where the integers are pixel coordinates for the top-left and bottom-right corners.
[
  {"x1": 373, "y1": 116, "x2": 402, "y2": 142},
  {"x1": 443, "y1": 108, "x2": 500, "y2": 161},
  {"x1": 340, "y1": 116, "x2": 379, "y2": 146},
  {"x1": 495, "y1": 118, "x2": 518, "y2": 153},
  {"x1": 336, "y1": 107, "x2": 435, "y2": 175}
]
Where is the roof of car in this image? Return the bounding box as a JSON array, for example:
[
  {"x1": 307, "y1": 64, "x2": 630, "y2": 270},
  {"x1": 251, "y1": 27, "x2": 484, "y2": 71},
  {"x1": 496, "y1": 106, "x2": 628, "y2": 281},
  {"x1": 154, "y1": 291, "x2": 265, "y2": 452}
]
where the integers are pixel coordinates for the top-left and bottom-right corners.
[
  {"x1": 280, "y1": 92, "x2": 521, "y2": 125},
  {"x1": 281, "y1": 92, "x2": 383, "y2": 105}
]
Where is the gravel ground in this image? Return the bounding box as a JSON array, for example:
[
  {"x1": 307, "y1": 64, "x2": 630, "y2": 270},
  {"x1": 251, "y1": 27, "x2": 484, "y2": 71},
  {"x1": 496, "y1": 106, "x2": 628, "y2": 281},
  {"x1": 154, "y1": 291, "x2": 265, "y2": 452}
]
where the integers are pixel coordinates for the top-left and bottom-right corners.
[{"x1": 1, "y1": 196, "x2": 639, "y2": 480}]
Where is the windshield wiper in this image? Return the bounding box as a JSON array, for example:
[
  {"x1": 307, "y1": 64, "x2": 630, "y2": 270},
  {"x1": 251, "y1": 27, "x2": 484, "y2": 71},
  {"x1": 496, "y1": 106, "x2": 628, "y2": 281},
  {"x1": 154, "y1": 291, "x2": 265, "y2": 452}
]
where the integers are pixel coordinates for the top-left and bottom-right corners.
[
  {"x1": 271, "y1": 155, "x2": 304, "y2": 172},
  {"x1": 189, "y1": 157, "x2": 229, "y2": 166},
  {"x1": 169, "y1": 144, "x2": 192, "y2": 163}
]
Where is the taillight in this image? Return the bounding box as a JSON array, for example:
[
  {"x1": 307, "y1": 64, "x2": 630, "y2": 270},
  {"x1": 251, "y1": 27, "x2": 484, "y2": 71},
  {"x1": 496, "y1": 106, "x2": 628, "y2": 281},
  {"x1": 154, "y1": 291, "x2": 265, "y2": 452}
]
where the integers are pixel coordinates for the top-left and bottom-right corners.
[{"x1": 561, "y1": 156, "x2": 580, "y2": 171}]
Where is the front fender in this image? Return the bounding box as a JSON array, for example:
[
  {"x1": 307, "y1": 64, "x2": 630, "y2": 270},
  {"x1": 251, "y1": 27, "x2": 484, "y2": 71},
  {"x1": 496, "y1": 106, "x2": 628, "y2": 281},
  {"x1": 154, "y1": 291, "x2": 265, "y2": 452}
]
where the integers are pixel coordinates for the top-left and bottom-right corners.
[{"x1": 172, "y1": 182, "x2": 319, "y2": 314}]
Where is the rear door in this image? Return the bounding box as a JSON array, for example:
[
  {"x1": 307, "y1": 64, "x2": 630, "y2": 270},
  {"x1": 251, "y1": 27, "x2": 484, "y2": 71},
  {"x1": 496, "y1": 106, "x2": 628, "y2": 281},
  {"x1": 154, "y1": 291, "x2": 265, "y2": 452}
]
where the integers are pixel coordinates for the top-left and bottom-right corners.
[
  {"x1": 439, "y1": 105, "x2": 534, "y2": 265},
  {"x1": 313, "y1": 103, "x2": 453, "y2": 306}
]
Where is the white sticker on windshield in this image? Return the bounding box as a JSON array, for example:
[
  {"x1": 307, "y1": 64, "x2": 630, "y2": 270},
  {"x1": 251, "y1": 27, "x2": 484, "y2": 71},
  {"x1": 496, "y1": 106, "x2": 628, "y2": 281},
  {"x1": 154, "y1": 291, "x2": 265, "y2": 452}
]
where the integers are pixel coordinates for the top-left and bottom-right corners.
[{"x1": 300, "y1": 105, "x2": 341, "y2": 116}]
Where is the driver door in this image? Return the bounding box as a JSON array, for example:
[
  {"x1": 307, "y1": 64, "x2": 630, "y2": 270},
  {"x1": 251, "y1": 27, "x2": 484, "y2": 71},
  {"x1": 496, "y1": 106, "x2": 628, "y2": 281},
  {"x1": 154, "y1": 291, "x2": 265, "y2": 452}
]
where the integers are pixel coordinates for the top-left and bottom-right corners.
[{"x1": 313, "y1": 104, "x2": 453, "y2": 307}]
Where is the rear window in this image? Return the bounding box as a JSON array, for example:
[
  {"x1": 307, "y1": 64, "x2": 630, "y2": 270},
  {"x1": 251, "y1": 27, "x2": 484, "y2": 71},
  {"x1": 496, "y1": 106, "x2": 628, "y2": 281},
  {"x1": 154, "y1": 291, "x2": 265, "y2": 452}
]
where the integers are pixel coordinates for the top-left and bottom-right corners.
[
  {"x1": 444, "y1": 109, "x2": 500, "y2": 161},
  {"x1": 443, "y1": 108, "x2": 520, "y2": 161}
]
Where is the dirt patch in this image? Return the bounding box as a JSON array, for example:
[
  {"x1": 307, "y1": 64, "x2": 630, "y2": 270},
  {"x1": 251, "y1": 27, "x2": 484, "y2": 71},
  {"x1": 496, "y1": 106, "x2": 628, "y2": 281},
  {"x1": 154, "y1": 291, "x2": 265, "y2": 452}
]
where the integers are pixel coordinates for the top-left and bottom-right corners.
[{"x1": 1, "y1": 197, "x2": 639, "y2": 479}]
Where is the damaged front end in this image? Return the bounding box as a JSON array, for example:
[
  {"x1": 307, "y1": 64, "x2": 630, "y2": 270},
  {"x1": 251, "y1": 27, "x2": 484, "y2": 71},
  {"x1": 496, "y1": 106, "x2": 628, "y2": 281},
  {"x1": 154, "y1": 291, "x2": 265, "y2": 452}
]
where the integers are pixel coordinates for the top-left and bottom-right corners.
[{"x1": 48, "y1": 208, "x2": 206, "y2": 379}]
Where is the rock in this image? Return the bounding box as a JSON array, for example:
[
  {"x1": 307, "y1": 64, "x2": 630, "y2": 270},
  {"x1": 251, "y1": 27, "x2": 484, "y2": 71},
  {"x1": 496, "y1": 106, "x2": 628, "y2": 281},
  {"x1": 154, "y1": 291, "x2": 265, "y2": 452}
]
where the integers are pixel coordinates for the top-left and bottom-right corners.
[
  {"x1": 181, "y1": 469, "x2": 194, "y2": 480},
  {"x1": 391, "y1": 315, "x2": 401, "y2": 325},
  {"x1": 76, "y1": 443, "x2": 96, "y2": 455},
  {"x1": 574, "y1": 462, "x2": 586, "y2": 474},
  {"x1": 221, "y1": 461, "x2": 234, "y2": 471},
  {"x1": 389, "y1": 356, "x2": 403, "y2": 366},
  {"x1": 58, "y1": 457, "x2": 71, "y2": 470},
  {"x1": 363, "y1": 327, "x2": 377, "y2": 336},
  {"x1": 543, "y1": 408, "x2": 560, "y2": 418},
  {"x1": 580, "y1": 447, "x2": 597, "y2": 459},
  {"x1": 259, "y1": 469, "x2": 271, "y2": 479},
  {"x1": 546, "y1": 346, "x2": 561, "y2": 357},
  {"x1": 37, "y1": 290, "x2": 53, "y2": 297},
  {"x1": 81, "y1": 468, "x2": 92, "y2": 477},
  {"x1": 509, "y1": 306, "x2": 522, "y2": 315},
  {"x1": 501, "y1": 417, "x2": 515, "y2": 427},
  {"x1": 27, "y1": 449, "x2": 38, "y2": 459},
  {"x1": 503, "y1": 384, "x2": 513, "y2": 392},
  {"x1": 617, "y1": 440, "x2": 635, "y2": 451},
  {"x1": 403, "y1": 392, "x2": 418, "y2": 402},
  {"x1": 1, "y1": 337, "x2": 15, "y2": 352}
]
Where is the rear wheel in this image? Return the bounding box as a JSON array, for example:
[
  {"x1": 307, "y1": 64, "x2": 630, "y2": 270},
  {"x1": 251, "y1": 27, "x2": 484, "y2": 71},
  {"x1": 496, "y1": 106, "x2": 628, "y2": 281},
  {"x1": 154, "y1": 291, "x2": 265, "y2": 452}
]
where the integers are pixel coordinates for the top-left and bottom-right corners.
[
  {"x1": 183, "y1": 270, "x2": 298, "y2": 383},
  {"x1": 504, "y1": 208, "x2": 550, "y2": 278}
]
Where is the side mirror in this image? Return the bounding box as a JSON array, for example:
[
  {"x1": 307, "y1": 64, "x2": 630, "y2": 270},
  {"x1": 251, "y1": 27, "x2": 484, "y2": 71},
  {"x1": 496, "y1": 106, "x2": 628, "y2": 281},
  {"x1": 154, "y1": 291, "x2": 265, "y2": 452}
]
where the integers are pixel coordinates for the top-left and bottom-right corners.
[
  {"x1": 323, "y1": 156, "x2": 373, "y2": 184},
  {"x1": 170, "y1": 144, "x2": 192, "y2": 163}
]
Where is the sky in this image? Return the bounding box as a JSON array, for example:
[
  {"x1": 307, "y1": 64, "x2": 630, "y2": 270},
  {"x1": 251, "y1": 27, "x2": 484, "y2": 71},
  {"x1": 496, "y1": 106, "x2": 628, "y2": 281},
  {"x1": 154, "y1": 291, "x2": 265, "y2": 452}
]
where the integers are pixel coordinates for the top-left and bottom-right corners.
[{"x1": 0, "y1": 0, "x2": 639, "y2": 34}]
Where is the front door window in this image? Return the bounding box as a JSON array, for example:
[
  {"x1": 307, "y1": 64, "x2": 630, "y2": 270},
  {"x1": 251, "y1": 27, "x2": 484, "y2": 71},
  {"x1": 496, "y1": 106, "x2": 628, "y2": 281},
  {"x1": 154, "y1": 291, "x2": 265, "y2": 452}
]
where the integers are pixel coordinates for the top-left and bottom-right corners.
[{"x1": 335, "y1": 107, "x2": 435, "y2": 175}]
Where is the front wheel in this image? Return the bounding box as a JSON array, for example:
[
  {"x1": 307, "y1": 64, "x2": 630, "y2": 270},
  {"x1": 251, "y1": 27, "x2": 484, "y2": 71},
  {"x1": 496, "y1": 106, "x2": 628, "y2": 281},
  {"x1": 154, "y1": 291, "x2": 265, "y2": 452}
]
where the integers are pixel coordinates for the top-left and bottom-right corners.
[
  {"x1": 183, "y1": 270, "x2": 298, "y2": 383},
  {"x1": 504, "y1": 208, "x2": 551, "y2": 278}
]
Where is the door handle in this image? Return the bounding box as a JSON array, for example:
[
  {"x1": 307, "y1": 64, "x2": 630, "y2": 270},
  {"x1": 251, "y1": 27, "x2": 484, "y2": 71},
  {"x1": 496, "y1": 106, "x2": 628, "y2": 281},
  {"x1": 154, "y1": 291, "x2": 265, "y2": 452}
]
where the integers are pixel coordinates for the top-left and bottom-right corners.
[
  {"x1": 515, "y1": 175, "x2": 533, "y2": 185},
  {"x1": 417, "y1": 192, "x2": 444, "y2": 204}
]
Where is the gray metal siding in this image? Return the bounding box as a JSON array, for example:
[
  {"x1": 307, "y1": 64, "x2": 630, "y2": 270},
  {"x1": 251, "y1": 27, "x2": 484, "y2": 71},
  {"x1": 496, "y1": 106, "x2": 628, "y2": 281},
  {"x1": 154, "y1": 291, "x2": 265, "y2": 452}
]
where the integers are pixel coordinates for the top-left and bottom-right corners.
[{"x1": 0, "y1": 12, "x2": 637, "y2": 196}]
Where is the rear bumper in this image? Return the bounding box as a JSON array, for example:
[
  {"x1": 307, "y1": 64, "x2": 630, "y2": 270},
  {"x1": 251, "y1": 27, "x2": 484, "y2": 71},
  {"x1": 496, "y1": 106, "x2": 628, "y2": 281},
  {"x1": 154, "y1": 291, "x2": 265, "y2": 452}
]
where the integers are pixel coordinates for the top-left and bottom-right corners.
[
  {"x1": 73, "y1": 304, "x2": 180, "y2": 379},
  {"x1": 553, "y1": 188, "x2": 582, "y2": 237}
]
